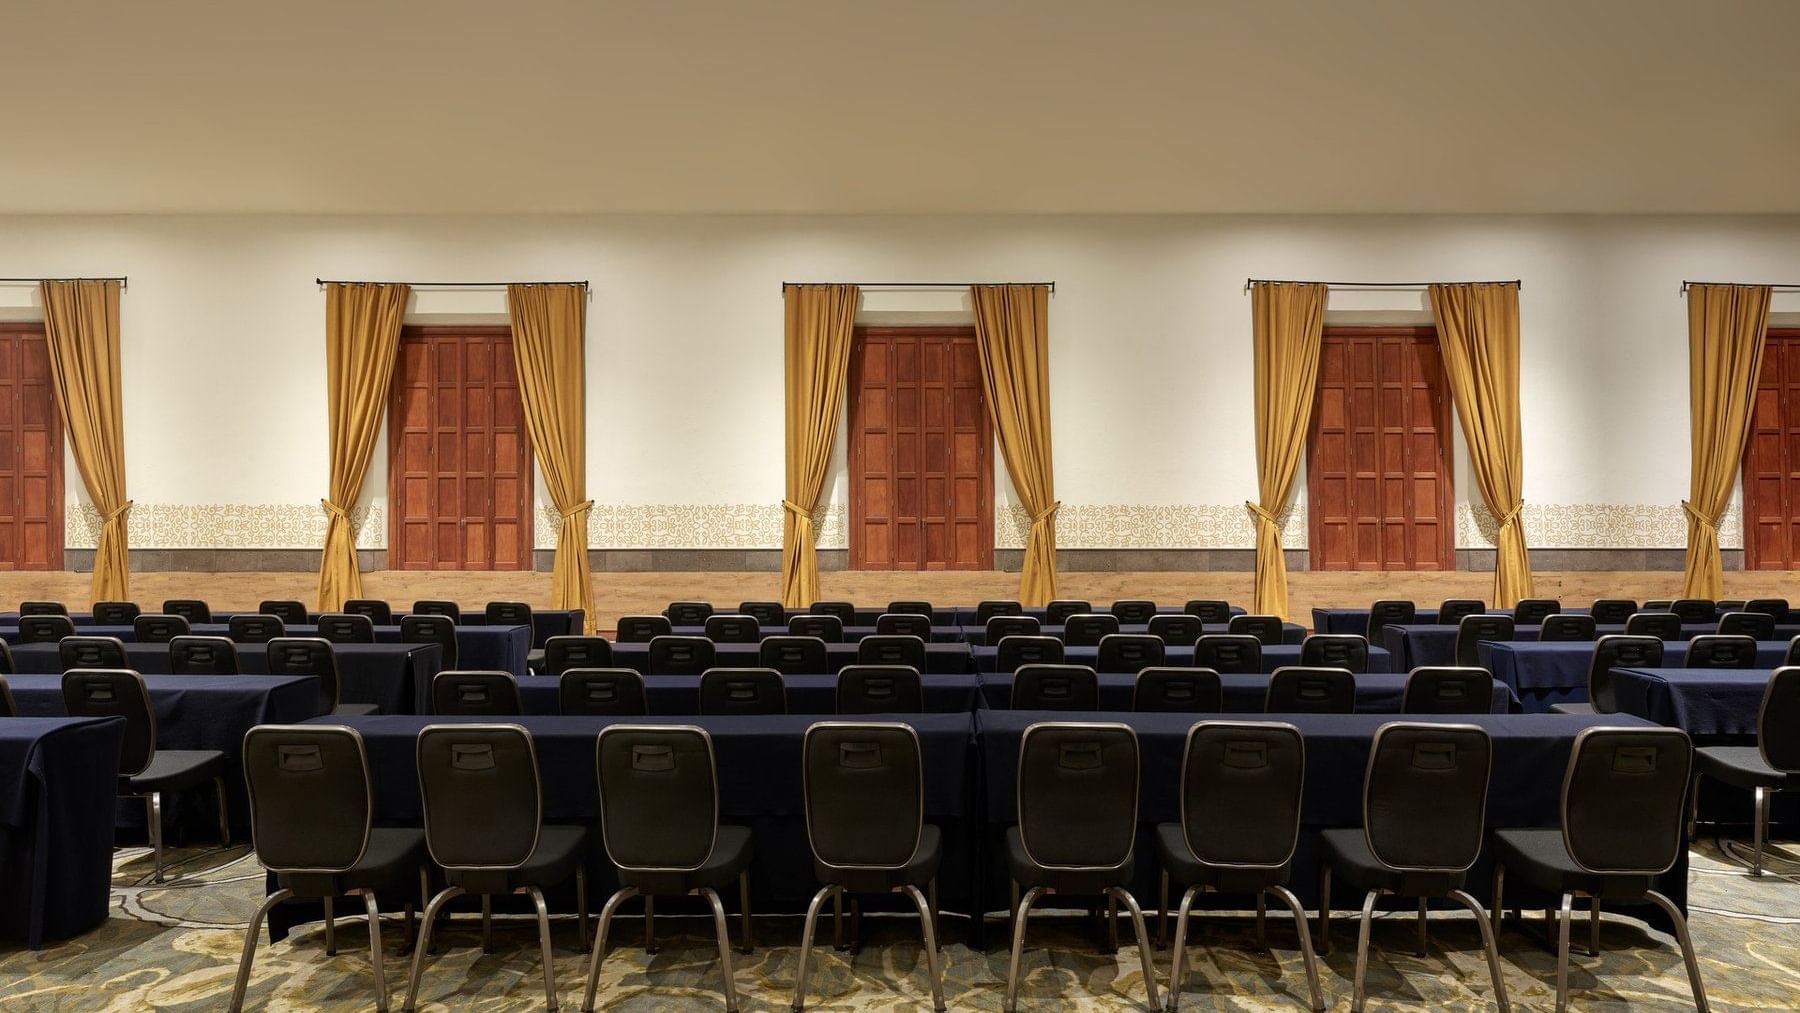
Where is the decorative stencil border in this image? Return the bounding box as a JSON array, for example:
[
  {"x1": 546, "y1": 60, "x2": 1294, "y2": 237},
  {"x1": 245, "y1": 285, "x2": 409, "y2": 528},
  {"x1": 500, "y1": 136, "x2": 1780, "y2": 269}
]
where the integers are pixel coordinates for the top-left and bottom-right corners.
[
  {"x1": 1457, "y1": 502, "x2": 1741, "y2": 550},
  {"x1": 997, "y1": 503, "x2": 1304, "y2": 550},
  {"x1": 540, "y1": 503, "x2": 848, "y2": 550},
  {"x1": 66, "y1": 502, "x2": 386, "y2": 550}
]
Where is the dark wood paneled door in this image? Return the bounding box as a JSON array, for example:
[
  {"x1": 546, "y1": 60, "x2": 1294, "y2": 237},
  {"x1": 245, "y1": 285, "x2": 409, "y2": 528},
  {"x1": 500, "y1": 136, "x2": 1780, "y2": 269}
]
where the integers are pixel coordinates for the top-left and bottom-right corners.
[
  {"x1": 0, "y1": 323, "x2": 62, "y2": 569},
  {"x1": 848, "y1": 326, "x2": 993, "y2": 570},
  {"x1": 1743, "y1": 329, "x2": 1800, "y2": 569},
  {"x1": 1308, "y1": 326, "x2": 1455, "y2": 570},
  {"x1": 388, "y1": 326, "x2": 533, "y2": 570}
]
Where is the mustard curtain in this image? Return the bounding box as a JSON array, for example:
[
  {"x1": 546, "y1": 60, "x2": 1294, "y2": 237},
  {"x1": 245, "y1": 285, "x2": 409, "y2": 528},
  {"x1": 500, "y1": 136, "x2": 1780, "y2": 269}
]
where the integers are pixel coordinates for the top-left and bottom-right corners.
[
  {"x1": 971, "y1": 284, "x2": 1059, "y2": 605},
  {"x1": 1428, "y1": 282, "x2": 1534, "y2": 606},
  {"x1": 1247, "y1": 282, "x2": 1327, "y2": 619},
  {"x1": 39, "y1": 280, "x2": 130, "y2": 603},
  {"x1": 507, "y1": 283, "x2": 595, "y2": 632},
  {"x1": 317, "y1": 282, "x2": 409, "y2": 611},
  {"x1": 1681, "y1": 283, "x2": 1773, "y2": 598},
  {"x1": 781, "y1": 284, "x2": 860, "y2": 607}
]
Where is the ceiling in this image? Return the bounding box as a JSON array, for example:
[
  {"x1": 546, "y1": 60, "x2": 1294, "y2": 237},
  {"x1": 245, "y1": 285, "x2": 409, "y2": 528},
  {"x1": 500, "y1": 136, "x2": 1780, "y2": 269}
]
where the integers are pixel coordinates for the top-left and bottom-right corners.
[{"x1": 4, "y1": 0, "x2": 1798, "y2": 215}]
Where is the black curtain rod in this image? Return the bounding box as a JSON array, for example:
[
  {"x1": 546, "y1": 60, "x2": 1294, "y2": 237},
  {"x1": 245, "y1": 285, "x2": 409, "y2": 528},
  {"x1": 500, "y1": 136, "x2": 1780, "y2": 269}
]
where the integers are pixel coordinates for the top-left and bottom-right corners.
[
  {"x1": 781, "y1": 281, "x2": 1056, "y2": 294},
  {"x1": 1680, "y1": 280, "x2": 1800, "y2": 295},
  {"x1": 0, "y1": 276, "x2": 128, "y2": 290},
  {"x1": 1243, "y1": 278, "x2": 1521, "y2": 292},
  {"x1": 315, "y1": 279, "x2": 588, "y2": 290}
]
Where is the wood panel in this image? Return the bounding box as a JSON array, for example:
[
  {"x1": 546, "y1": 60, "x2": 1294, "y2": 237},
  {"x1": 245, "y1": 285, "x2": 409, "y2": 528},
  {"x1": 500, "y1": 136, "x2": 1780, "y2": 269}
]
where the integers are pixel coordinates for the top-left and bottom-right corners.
[
  {"x1": 1743, "y1": 328, "x2": 1800, "y2": 569},
  {"x1": 0, "y1": 324, "x2": 62, "y2": 570},
  {"x1": 1309, "y1": 326, "x2": 1454, "y2": 570},
  {"x1": 388, "y1": 326, "x2": 533, "y2": 570},
  {"x1": 848, "y1": 327, "x2": 992, "y2": 570}
]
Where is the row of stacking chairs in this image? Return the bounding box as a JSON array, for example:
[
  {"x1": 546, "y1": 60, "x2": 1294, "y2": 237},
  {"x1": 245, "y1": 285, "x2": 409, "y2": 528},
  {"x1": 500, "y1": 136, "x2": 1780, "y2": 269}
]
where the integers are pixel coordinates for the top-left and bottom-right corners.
[
  {"x1": 13, "y1": 598, "x2": 537, "y2": 628},
  {"x1": 662, "y1": 598, "x2": 1243, "y2": 626},
  {"x1": 619, "y1": 611, "x2": 1289, "y2": 647},
  {"x1": 1445, "y1": 611, "x2": 1799, "y2": 668},
  {"x1": 1366, "y1": 596, "x2": 1790, "y2": 639}
]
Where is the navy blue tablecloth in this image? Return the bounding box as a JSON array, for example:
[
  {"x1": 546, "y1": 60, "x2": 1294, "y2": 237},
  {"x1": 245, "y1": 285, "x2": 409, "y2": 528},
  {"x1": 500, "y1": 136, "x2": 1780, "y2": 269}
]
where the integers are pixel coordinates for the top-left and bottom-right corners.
[
  {"x1": 945, "y1": 604, "x2": 1245, "y2": 625},
  {"x1": 1312, "y1": 607, "x2": 1445, "y2": 635},
  {"x1": 1392, "y1": 622, "x2": 1795, "y2": 669},
  {"x1": 1482, "y1": 641, "x2": 1791, "y2": 713},
  {"x1": 0, "y1": 716, "x2": 125, "y2": 947},
  {"x1": 669, "y1": 624, "x2": 967, "y2": 643},
  {"x1": 973, "y1": 670, "x2": 1513, "y2": 713},
  {"x1": 957, "y1": 621, "x2": 1305, "y2": 647},
  {"x1": 608, "y1": 641, "x2": 973, "y2": 675},
  {"x1": 1612, "y1": 666, "x2": 1773, "y2": 741},
  {"x1": 971, "y1": 643, "x2": 1394, "y2": 674},
  {"x1": 508, "y1": 673, "x2": 983, "y2": 715}
]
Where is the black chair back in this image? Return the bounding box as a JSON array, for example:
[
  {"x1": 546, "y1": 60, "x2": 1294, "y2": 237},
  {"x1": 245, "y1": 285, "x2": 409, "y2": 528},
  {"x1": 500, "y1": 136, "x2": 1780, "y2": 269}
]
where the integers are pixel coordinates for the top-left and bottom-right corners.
[
  {"x1": 975, "y1": 600, "x2": 1023, "y2": 624},
  {"x1": 1643, "y1": 599, "x2": 1673, "y2": 610},
  {"x1": 1017, "y1": 722, "x2": 1137, "y2": 869},
  {"x1": 93, "y1": 601, "x2": 141, "y2": 625},
  {"x1": 558, "y1": 669, "x2": 647, "y2": 716},
  {"x1": 596, "y1": 725, "x2": 718, "y2": 871},
  {"x1": 1684, "y1": 634, "x2": 1759, "y2": 669},
  {"x1": 1180, "y1": 720, "x2": 1304, "y2": 867},
  {"x1": 244, "y1": 725, "x2": 372, "y2": 874},
  {"x1": 804, "y1": 722, "x2": 923, "y2": 869},
  {"x1": 857, "y1": 634, "x2": 926, "y2": 669},
  {"x1": 1669, "y1": 599, "x2": 1716, "y2": 624},
  {"x1": 431, "y1": 671, "x2": 522, "y2": 716},
  {"x1": 1132, "y1": 667, "x2": 1222, "y2": 713},
  {"x1": 227, "y1": 614, "x2": 286, "y2": 644},
  {"x1": 133, "y1": 614, "x2": 189, "y2": 644},
  {"x1": 875, "y1": 613, "x2": 932, "y2": 638},
  {"x1": 259, "y1": 600, "x2": 310, "y2": 626},
  {"x1": 1718, "y1": 611, "x2": 1776, "y2": 640},
  {"x1": 1562, "y1": 727, "x2": 1692, "y2": 874},
  {"x1": 788, "y1": 614, "x2": 844, "y2": 642},
  {"x1": 699, "y1": 668, "x2": 786, "y2": 715},
  {"x1": 1299, "y1": 634, "x2": 1369, "y2": 672},
  {"x1": 1146, "y1": 614, "x2": 1204, "y2": 646},
  {"x1": 1512, "y1": 598, "x2": 1561, "y2": 626},
  {"x1": 648, "y1": 635, "x2": 716, "y2": 676},
  {"x1": 1265, "y1": 666, "x2": 1355, "y2": 713},
  {"x1": 1097, "y1": 633, "x2": 1165, "y2": 673},
  {"x1": 1589, "y1": 599, "x2": 1637, "y2": 625},
  {"x1": 1062, "y1": 613, "x2": 1118, "y2": 646},
  {"x1": 995, "y1": 635, "x2": 1064, "y2": 670},
  {"x1": 1625, "y1": 611, "x2": 1683, "y2": 640},
  {"x1": 1402, "y1": 667, "x2": 1495, "y2": 714},
  {"x1": 701, "y1": 615, "x2": 760, "y2": 644},
  {"x1": 1759, "y1": 667, "x2": 1800, "y2": 773},
  {"x1": 1366, "y1": 600, "x2": 1417, "y2": 640},
  {"x1": 1363, "y1": 722, "x2": 1491, "y2": 871},
  {"x1": 0, "y1": 674, "x2": 15, "y2": 717},
  {"x1": 59, "y1": 635, "x2": 126, "y2": 670},
  {"x1": 1588, "y1": 635, "x2": 1664, "y2": 713},
  {"x1": 18, "y1": 614, "x2": 74, "y2": 643},
  {"x1": 616, "y1": 615, "x2": 673, "y2": 643},
  {"x1": 0, "y1": 640, "x2": 11, "y2": 676},
  {"x1": 810, "y1": 601, "x2": 856, "y2": 624},
  {"x1": 61, "y1": 669, "x2": 155, "y2": 776},
  {"x1": 485, "y1": 601, "x2": 533, "y2": 627},
  {"x1": 398, "y1": 613, "x2": 459, "y2": 667},
  {"x1": 1455, "y1": 614, "x2": 1515, "y2": 667},
  {"x1": 543, "y1": 635, "x2": 612, "y2": 675},
  {"x1": 343, "y1": 599, "x2": 392, "y2": 625},
  {"x1": 1044, "y1": 600, "x2": 1091, "y2": 626},
  {"x1": 412, "y1": 599, "x2": 462, "y2": 623},
  {"x1": 738, "y1": 601, "x2": 785, "y2": 627},
  {"x1": 20, "y1": 600, "x2": 67, "y2": 616},
  {"x1": 1192, "y1": 634, "x2": 1263, "y2": 674},
  {"x1": 1110, "y1": 600, "x2": 1157, "y2": 624},
  {"x1": 1228, "y1": 614, "x2": 1286, "y2": 646},
  {"x1": 1184, "y1": 600, "x2": 1232, "y2": 623},
  {"x1": 1437, "y1": 599, "x2": 1486, "y2": 627},
  {"x1": 1745, "y1": 598, "x2": 1790, "y2": 620},
  {"x1": 1539, "y1": 614, "x2": 1597, "y2": 642},
  {"x1": 162, "y1": 599, "x2": 212, "y2": 623},
  {"x1": 985, "y1": 615, "x2": 1039, "y2": 644},
  {"x1": 170, "y1": 635, "x2": 239, "y2": 675},
  {"x1": 759, "y1": 635, "x2": 828, "y2": 675},
  {"x1": 317, "y1": 613, "x2": 375, "y2": 645},
  {"x1": 666, "y1": 601, "x2": 714, "y2": 626},
  {"x1": 267, "y1": 637, "x2": 343, "y2": 713},
  {"x1": 835, "y1": 665, "x2": 923, "y2": 714},
  {"x1": 886, "y1": 601, "x2": 936, "y2": 623},
  {"x1": 1011, "y1": 664, "x2": 1099, "y2": 710},
  {"x1": 418, "y1": 723, "x2": 539, "y2": 869}
]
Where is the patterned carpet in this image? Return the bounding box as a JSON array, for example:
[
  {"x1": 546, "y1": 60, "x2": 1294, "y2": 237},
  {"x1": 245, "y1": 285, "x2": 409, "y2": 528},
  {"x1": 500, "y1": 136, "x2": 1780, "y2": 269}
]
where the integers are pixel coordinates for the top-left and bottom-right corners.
[{"x1": 1, "y1": 837, "x2": 1796, "y2": 1011}]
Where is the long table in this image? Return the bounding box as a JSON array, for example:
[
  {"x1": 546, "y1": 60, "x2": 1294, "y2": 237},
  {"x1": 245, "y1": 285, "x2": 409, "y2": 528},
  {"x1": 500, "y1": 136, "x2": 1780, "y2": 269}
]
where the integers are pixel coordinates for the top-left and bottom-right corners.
[
  {"x1": 957, "y1": 621, "x2": 1306, "y2": 646},
  {"x1": 1482, "y1": 640, "x2": 1791, "y2": 713},
  {"x1": 509, "y1": 673, "x2": 984, "y2": 715},
  {"x1": 974, "y1": 670, "x2": 1515, "y2": 713},
  {"x1": 0, "y1": 622, "x2": 520, "y2": 678},
  {"x1": 3, "y1": 608, "x2": 584, "y2": 646},
  {"x1": 1386, "y1": 622, "x2": 1800, "y2": 669},
  {"x1": 1613, "y1": 666, "x2": 1773, "y2": 741},
  {"x1": 668, "y1": 624, "x2": 968, "y2": 644},
  {"x1": 0, "y1": 716, "x2": 125, "y2": 947},
  {"x1": 970, "y1": 643, "x2": 1394, "y2": 674},
  {"x1": 609, "y1": 641, "x2": 973, "y2": 675}
]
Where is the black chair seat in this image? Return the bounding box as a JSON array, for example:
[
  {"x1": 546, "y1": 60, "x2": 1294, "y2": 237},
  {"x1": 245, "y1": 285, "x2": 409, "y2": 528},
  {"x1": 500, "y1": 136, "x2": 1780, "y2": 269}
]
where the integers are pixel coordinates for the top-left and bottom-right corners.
[
  {"x1": 1491, "y1": 828, "x2": 1654, "y2": 899},
  {"x1": 618, "y1": 823, "x2": 753, "y2": 896},
  {"x1": 332, "y1": 702, "x2": 380, "y2": 717},
  {"x1": 1694, "y1": 746, "x2": 1793, "y2": 790},
  {"x1": 1319, "y1": 829, "x2": 1466, "y2": 897},
  {"x1": 126, "y1": 749, "x2": 226, "y2": 793},
  {"x1": 817, "y1": 824, "x2": 942, "y2": 895},
  {"x1": 1154, "y1": 823, "x2": 1290, "y2": 896},
  {"x1": 1547, "y1": 702, "x2": 1595, "y2": 715},
  {"x1": 444, "y1": 824, "x2": 588, "y2": 896},
  {"x1": 1004, "y1": 825, "x2": 1134, "y2": 895},
  {"x1": 278, "y1": 827, "x2": 429, "y2": 897}
]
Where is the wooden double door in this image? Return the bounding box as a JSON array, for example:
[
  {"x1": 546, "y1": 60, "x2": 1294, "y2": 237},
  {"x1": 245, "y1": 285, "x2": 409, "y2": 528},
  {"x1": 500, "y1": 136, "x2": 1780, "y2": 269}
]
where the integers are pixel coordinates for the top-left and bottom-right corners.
[
  {"x1": 0, "y1": 323, "x2": 62, "y2": 570},
  {"x1": 1743, "y1": 329, "x2": 1800, "y2": 568}
]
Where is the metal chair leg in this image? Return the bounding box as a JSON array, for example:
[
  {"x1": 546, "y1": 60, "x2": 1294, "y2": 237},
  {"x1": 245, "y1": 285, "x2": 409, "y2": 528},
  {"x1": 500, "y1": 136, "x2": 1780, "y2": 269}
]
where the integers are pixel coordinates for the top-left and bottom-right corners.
[
  {"x1": 1646, "y1": 890, "x2": 1709, "y2": 1013},
  {"x1": 524, "y1": 886, "x2": 559, "y2": 1012},
  {"x1": 1491, "y1": 863, "x2": 1506, "y2": 939},
  {"x1": 1350, "y1": 890, "x2": 1378, "y2": 1013},
  {"x1": 1754, "y1": 786, "x2": 1769, "y2": 876},
  {"x1": 229, "y1": 888, "x2": 293, "y2": 1012},
  {"x1": 402, "y1": 885, "x2": 465, "y2": 1013},
  {"x1": 1588, "y1": 896, "x2": 1600, "y2": 957},
  {"x1": 1157, "y1": 871, "x2": 1170, "y2": 949},
  {"x1": 738, "y1": 872, "x2": 754, "y2": 953},
  {"x1": 903, "y1": 884, "x2": 947, "y2": 1013},
  {"x1": 417, "y1": 867, "x2": 434, "y2": 956},
  {"x1": 1107, "y1": 892, "x2": 1121, "y2": 953},
  {"x1": 580, "y1": 887, "x2": 638, "y2": 1013},
  {"x1": 702, "y1": 887, "x2": 740, "y2": 1013},
  {"x1": 928, "y1": 877, "x2": 940, "y2": 951},
  {"x1": 1256, "y1": 892, "x2": 1268, "y2": 950},
  {"x1": 1003, "y1": 886, "x2": 1043, "y2": 1013},
  {"x1": 833, "y1": 889, "x2": 846, "y2": 951},
  {"x1": 1267, "y1": 885, "x2": 1326, "y2": 1013},
  {"x1": 1110, "y1": 887, "x2": 1162, "y2": 1012},
  {"x1": 1555, "y1": 892, "x2": 1574, "y2": 1013},
  {"x1": 1449, "y1": 888, "x2": 1511, "y2": 1013},
  {"x1": 481, "y1": 895, "x2": 493, "y2": 954},
  {"x1": 1167, "y1": 885, "x2": 1201, "y2": 1013},
  {"x1": 576, "y1": 865, "x2": 589, "y2": 951},
  {"x1": 323, "y1": 895, "x2": 337, "y2": 956},
  {"x1": 358, "y1": 889, "x2": 390, "y2": 1013},
  {"x1": 1416, "y1": 898, "x2": 1428, "y2": 957},
  {"x1": 644, "y1": 894, "x2": 658, "y2": 954},
  {"x1": 149, "y1": 792, "x2": 165, "y2": 884},
  {"x1": 792, "y1": 885, "x2": 838, "y2": 1013},
  {"x1": 215, "y1": 776, "x2": 232, "y2": 847},
  {"x1": 1316, "y1": 866, "x2": 1332, "y2": 956}
]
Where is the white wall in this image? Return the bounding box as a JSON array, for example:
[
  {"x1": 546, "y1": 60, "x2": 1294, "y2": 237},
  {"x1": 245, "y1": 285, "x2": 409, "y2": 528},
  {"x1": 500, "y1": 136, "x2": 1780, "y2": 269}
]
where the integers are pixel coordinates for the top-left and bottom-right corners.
[{"x1": 2, "y1": 213, "x2": 1797, "y2": 553}]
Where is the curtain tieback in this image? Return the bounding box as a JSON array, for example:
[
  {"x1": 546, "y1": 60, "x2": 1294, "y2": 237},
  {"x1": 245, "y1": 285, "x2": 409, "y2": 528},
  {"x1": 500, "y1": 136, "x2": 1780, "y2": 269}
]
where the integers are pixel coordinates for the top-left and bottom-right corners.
[
  {"x1": 1245, "y1": 501, "x2": 1279, "y2": 526},
  {"x1": 1031, "y1": 502, "x2": 1061, "y2": 526},
  {"x1": 1681, "y1": 500, "x2": 1718, "y2": 529},
  {"x1": 103, "y1": 500, "x2": 133, "y2": 524},
  {"x1": 560, "y1": 500, "x2": 594, "y2": 520},
  {"x1": 782, "y1": 500, "x2": 814, "y2": 518},
  {"x1": 321, "y1": 499, "x2": 350, "y2": 521},
  {"x1": 1496, "y1": 503, "x2": 1525, "y2": 528}
]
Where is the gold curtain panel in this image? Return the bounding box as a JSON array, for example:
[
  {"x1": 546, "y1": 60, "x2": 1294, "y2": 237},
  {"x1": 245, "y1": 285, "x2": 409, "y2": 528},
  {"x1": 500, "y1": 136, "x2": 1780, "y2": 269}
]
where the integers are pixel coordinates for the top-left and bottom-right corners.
[
  {"x1": 1247, "y1": 281, "x2": 1327, "y2": 620},
  {"x1": 1682, "y1": 283, "x2": 1773, "y2": 597},
  {"x1": 780, "y1": 284, "x2": 860, "y2": 607},
  {"x1": 38, "y1": 279, "x2": 130, "y2": 603},
  {"x1": 970, "y1": 284, "x2": 1059, "y2": 605}
]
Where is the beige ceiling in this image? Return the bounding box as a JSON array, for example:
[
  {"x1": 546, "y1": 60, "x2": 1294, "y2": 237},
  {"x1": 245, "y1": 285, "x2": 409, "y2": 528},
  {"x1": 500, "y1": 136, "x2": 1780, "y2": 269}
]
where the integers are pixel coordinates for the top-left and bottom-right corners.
[{"x1": 3, "y1": 0, "x2": 1798, "y2": 215}]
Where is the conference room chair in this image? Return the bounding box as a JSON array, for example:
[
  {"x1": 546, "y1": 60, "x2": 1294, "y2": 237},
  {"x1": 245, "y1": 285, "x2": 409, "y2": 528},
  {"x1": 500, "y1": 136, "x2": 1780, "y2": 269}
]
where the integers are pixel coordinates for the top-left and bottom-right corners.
[
  {"x1": 1365, "y1": 600, "x2": 1417, "y2": 641},
  {"x1": 886, "y1": 600, "x2": 936, "y2": 622},
  {"x1": 1402, "y1": 667, "x2": 1496, "y2": 714},
  {"x1": 162, "y1": 599, "x2": 212, "y2": 623},
  {"x1": 615, "y1": 615, "x2": 672, "y2": 643},
  {"x1": 170, "y1": 635, "x2": 240, "y2": 675},
  {"x1": 1063, "y1": 612, "x2": 1119, "y2": 646},
  {"x1": 1718, "y1": 611, "x2": 1776, "y2": 640},
  {"x1": 406, "y1": 723, "x2": 588, "y2": 1013},
  {"x1": 230, "y1": 724, "x2": 429, "y2": 1013},
  {"x1": 59, "y1": 635, "x2": 127, "y2": 670},
  {"x1": 1012, "y1": 664, "x2": 1100, "y2": 711},
  {"x1": 1455, "y1": 614, "x2": 1516, "y2": 667},
  {"x1": 133, "y1": 614, "x2": 189, "y2": 644},
  {"x1": 792, "y1": 721, "x2": 945, "y2": 1012},
  {"x1": 583, "y1": 725, "x2": 750, "y2": 1013},
  {"x1": 737, "y1": 601, "x2": 785, "y2": 627},
  {"x1": 430, "y1": 671, "x2": 522, "y2": 717},
  {"x1": 259, "y1": 600, "x2": 309, "y2": 626},
  {"x1": 1146, "y1": 614, "x2": 1203, "y2": 646},
  {"x1": 874, "y1": 612, "x2": 932, "y2": 638},
  {"x1": 995, "y1": 634, "x2": 1064, "y2": 670},
  {"x1": 835, "y1": 665, "x2": 923, "y2": 714},
  {"x1": 1549, "y1": 634, "x2": 1664, "y2": 716},
  {"x1": 1228, "y1": 614, "x2": 1285, "y2": 647},
  {"x1": 1589, "y1": 599, "x2": 1638, "y2": 625},
  {"x1": 1318, "y1": 722, "x2": 1507, "y2": 1013},
  {"x1": 986, "y1": 615, "x2": 1040, "y2": 644},
  {"x1": 1684, "y1": 634, "x2": 1760, "y2": 669},
  {"x1": 788, "y1": 614, "x2": 844, "y2": 642},
  {"x1": 227, "y1": 614, "x2": 286, "y2": 644},
  {"x1": 0, "y1": 640, "x2": 11, "y2": 676},
  {"x1": 1003, "y1": 721, "x2": 1159, "y2": 1013},
  {"x1": 542, "y1": 635, "x2": 612, "y2": 676},
  {"x1": 1131, "y1": 667, "x2": 1222, "y2": 713},
  {"x1": 1694, "y1": 665, "x2": 1800, "y2": 876},
  {"x1": 1184, "y1": 599, "x2": 1233, "y2": 623},
  {"x1": 1299, "y1": 634, "x2": 1370, "y2": 673},
  {"x1": 93, "y1": 601, "x2": 141, "y2": 625},
  {"x1": 1266, "y1": 667, "x2": 1355, "y2": 714},
  {"x1": 18, "y1": 614, "x2": 74, "y2": 643},
  {"x1": 976, "y1": 599, "x2": 1023, "y2": 624},
  {"x1": 0, "y1": 673, "x2": 14, "y2": 716},
  {"x1": 1098, "y1": 633, "x2": 1166, "y2": 674},
  {"x1": 1717, "y1": 599, "x2": 1747, "y2": 612},
  {"x1": 1044, "y1": 599, "x2": 1092, "y2": 626},
  {"x1": 559, "y1": 669, "x2": 648, "y2": 716},
  {"x1": 1437, "y1": 598, "x2": 1487, "y2": 627},
  {"x1": 1539, "y1": 614, "x2": 1597, "y2": 642},
  {"x1": 1644, "y1": 599, "x2": 1674, "y2": 611},
  {"x1": 1158, "y1": 720, "x2": 1323, "y2": 1012},
  {"x1": 760, "y1": 635, "x2": 828, "y2": 675},
  {"x1": 666, "y1": 601, "x2": 714, "y2": 625},
  {"x1": 484, "y1": 601, "x2": 534, "y2": 627},
  {"x1": 1491, "y1": 727, "x2": 1704, "y2": 1013},
  {"x1": 1192, "y1": 634, "x2": 1263, "y2": 674},
  {"x1": 1744, "y1": 597, "x2": 1790, "y2": 620},
  {"x1": 63, "y1": 669, "x2": 229, "y2": 883},
  {"x1": 1111, "y1": 599, "x2": 1157, "y2": 624},
  {"x1": 1513, "y1": 598, "x2": 1562, "y2": 626},
  {"x1": 857, "y1": 633, "x2": 926, "y2": 669},
  {"x1": 703, "y1": 615, "x2": 761, "y2": 644},
  {"x1": 647, "y1": 635, "x2": 716, "y2": 676},
  {"x1": 318, "y1": 613, "x2": 376, "y2": 645},
  {"x1": 398, "y1": 614, "x2": 459, "y2": 668},
  {"x1": 699, "y1": 667, "x2": 787, "y2": 716},
  {"x1": 266, "y1": 637, "x2": 377, "y2": 717},
  {"x1": 810, "y1": 600, "x2": 857, "y2": 625},
  {"x1": 1789, "y1": 637, "x2": 1800, "y2": 667},
  {"x1": 1670, "y1": 598, "x2": 1718, "y2": 624},
  {"x1": 1626, "y1": 611, "x2": 1684, "y2": 640},
  {"x1": 20, "y1": 600, "x2": 67, "y2": 616},
  {"x1": 343, "y1": 599, "x2": 393, "y2": 625},
  {"x1": 411, "y1": 599, "x2": 462, "y2": 623}
]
